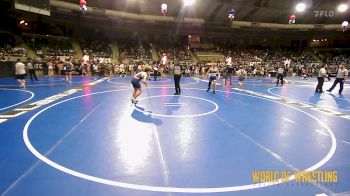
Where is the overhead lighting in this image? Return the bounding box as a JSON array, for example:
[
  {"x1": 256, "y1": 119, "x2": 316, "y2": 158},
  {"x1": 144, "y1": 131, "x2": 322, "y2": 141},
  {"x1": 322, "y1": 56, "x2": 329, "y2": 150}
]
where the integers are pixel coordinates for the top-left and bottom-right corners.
[
  {"x1": 183, "y1": 0, "x2": 195, "y2": 6},
  {"x1": 295, "y1": 3, "x2": 306, "y2": 12},
  {"x1": 338, "y1": 4, "x2": 348, "y2": 12},
  {"x1": 19, "y1": 20, "x2": 25, "y2": 24}
]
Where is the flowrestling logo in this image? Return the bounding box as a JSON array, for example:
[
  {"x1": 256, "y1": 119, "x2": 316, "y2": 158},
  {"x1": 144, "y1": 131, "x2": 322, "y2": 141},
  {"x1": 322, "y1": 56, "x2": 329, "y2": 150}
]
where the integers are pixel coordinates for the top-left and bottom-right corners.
[{"x1": 314, "y1": 10, "x2": 335, "y2": 18}]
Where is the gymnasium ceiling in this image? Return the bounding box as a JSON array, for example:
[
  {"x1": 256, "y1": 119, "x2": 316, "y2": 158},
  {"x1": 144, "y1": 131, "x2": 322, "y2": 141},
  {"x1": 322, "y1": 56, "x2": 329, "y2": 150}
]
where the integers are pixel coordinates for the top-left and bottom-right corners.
[
  {"x1": 58, "y1": 0, "x2": 350, "y2": 24},
  {"x1": 3, "y1": 0, "x2": 349, "y2": 39}
]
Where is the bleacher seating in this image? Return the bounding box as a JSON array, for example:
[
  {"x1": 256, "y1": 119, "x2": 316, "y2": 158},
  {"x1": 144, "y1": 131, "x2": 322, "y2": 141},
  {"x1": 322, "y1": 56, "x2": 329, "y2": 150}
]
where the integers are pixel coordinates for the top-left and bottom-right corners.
[
  {"x1": 0, "y1": 33, "x2": 26, "y2": 57},
  {"x1": 24, "y1": 35, "x2": 75, "y2": 57}
]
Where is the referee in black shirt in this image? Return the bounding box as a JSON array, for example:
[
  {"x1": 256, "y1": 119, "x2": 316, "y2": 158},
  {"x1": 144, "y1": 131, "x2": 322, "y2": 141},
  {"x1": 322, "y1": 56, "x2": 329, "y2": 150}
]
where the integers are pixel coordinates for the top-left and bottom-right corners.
[
  {"x1": 27, "y1": 59, "x2": 39, "y2": 81},
  {"x1": 173, "y1": 61, "x2": 182, "y2": 95}
]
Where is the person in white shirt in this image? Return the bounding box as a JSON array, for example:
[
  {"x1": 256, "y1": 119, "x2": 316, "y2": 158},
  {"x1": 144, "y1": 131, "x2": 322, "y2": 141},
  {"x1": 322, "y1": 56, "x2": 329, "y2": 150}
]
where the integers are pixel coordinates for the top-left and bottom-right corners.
[
  {"x1": 161, "y1": 54, "x2": 167, "y2": 65},
  {"x1": 284, "y1": 59, "x2": 291, "y2": 68},
  {"x1": 226, "y1": 56, "x2": 233, "y2": 66},
  {"x1": 90, "y1": 63, "x2": 95, "y2": 76},
  {"x1": 276, "y1": 65, "x2": 285, "y2": 86},
  {"x1": 129, "y1": 63, "x2": 134, "y2": 76},
  {"x1": 206, "y1": 64, "x2": 220, "y2": 94},
  {"x1": 119, "y1": 63, "x2": 126, "y2": 77},
  {"x1": 315, "y1": 65, "x2": 328, "y2": 93},
  {"x1": 327, "y1": 64, "x2": 349, "y2": 95},
  {"x1": 48, "y1": 61, "x2": 54, "y2": 77},
  {"x1": 225, "y1": 55, "x2": 234, "y2": 86},
  {"x1": 131, "y1": 67, "x2": 152, "y2": 104},
  {"x1": 137, "y1": 64, "x2": 143, "y2": 72},
  {"x1": 236, "y1": 67, "x2": 247, "y2": 88},
  {"x1": 15, "y1": 59, "x2": 26, "y2": 88}
]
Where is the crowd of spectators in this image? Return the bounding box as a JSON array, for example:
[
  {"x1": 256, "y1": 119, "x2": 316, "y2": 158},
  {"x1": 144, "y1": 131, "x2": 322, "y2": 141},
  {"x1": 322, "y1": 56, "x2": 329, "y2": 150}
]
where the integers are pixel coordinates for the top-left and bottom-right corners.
[
  {"x1": 317, "y1": 51, "x2": 350, "y2": 65},
  {"x1": 24, "y1": 36, "x2": 75, "y2": 57},
  {"x1": 81, "y1": 39, "x2": 112, "y2": 58},
  {"x1": 113, "y1": 47, "x2": 347, "y2": 79},
  {"x1": 0, "y1": 34, "x2": 26, "y2": 57},
  {"x1": 119, "y1": 46, "x2": 152, "y2": 62},
  {"x1": 158, "y1": 47, "x2": 192, "y2": 61},
  {"x1": 188, "y1": 48, "x2": 323, "y2": 78},
  {"x1": 315, "y1": 51, "x2": 350, "y2": 75},
  {"x1": 1, "y1": 32, "x2": 349, "y2": 79}
]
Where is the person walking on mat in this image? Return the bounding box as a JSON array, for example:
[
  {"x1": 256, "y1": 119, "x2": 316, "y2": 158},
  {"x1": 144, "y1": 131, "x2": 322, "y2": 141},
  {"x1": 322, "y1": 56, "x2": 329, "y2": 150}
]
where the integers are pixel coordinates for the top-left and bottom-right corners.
[
  {"x1": 15, "y1": 59, "x2": 26, "y2": 88},
  {"x1": 206, "y1": 64, "x2": 220, "y2": 94},
  {"x1": 327, "y1": 64, "x2": 348, "y2": 95},
  {"x1": 27, "y1": 58, "x2": 39, "y2": 82}
]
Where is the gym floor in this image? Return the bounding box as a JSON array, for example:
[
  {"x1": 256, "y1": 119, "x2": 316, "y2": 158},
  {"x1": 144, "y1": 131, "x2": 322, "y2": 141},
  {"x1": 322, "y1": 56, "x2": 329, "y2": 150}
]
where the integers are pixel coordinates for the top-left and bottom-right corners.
[{"x1": 0, "y1": 76, "x2": 349, "y2": 196}]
